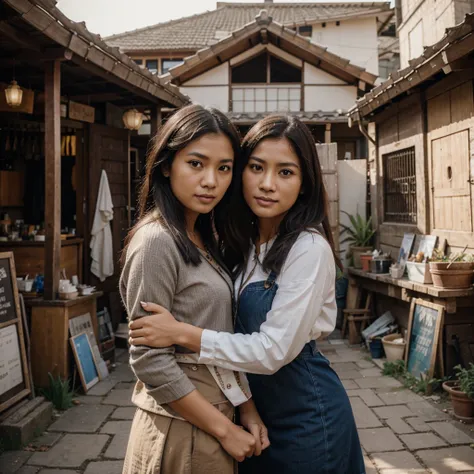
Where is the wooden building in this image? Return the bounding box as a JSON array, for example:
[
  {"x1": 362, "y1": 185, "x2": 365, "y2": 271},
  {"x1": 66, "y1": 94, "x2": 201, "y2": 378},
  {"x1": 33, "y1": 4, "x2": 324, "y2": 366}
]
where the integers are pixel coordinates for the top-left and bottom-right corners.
[
  {"x1": 0, "y1": 0, "x2": 188, "y2": 387},
  {"x1": 106, "y1": 1, "x2": 397, "y2": 160},
  {"x1": 348, "y1": 14, "x2": 474, "y2": 374}
]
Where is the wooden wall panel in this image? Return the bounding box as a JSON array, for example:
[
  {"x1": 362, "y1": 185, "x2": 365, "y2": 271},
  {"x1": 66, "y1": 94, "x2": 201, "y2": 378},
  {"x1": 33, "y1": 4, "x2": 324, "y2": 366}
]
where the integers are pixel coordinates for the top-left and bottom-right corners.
[{"x1": 427, "y1": 92, "x2": 451, "y2": 132}]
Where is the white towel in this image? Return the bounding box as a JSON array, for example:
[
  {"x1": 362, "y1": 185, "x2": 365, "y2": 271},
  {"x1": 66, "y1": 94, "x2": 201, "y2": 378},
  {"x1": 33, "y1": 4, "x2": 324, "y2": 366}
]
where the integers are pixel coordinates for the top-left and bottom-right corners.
[{"x1": 90, "y1": 170, "x2": 114, "y2": 282}]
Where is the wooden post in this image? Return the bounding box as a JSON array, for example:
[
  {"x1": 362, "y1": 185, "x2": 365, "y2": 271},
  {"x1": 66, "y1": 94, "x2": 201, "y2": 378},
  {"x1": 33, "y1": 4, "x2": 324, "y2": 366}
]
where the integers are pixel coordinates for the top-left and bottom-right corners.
[
  {"x1": 44, "y1": 60, "x2": 61, "y2": 300},
  {"x1": 150, "y1": 106, "x2": 162, "y2": 140},
  {"x1": 325, "y1": 123, "x2": 332, "y2": 143}
]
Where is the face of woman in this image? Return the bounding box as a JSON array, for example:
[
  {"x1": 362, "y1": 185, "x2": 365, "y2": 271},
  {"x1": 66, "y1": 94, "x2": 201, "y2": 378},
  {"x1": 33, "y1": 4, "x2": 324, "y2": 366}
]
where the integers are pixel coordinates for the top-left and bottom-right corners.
[
  {"x1": 243, "y1": 137, "x2": 303, "y2": 224},
  {"x1": 164, "y1": 133, "x2": 234, "y2": 217}
]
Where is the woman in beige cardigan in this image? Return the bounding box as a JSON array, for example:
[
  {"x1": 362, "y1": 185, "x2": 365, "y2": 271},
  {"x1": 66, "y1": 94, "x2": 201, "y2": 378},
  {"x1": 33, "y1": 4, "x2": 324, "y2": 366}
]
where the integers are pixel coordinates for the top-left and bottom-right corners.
[{"x1": 120, "y1": 104, "x2": 269, "y2": 474}]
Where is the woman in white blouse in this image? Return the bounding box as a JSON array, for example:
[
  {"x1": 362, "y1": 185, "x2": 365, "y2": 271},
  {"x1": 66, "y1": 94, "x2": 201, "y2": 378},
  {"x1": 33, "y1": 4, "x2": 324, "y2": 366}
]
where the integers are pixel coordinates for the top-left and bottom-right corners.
[{"x1": 130, "y1": 115, "x2": 365, "y2": 473}]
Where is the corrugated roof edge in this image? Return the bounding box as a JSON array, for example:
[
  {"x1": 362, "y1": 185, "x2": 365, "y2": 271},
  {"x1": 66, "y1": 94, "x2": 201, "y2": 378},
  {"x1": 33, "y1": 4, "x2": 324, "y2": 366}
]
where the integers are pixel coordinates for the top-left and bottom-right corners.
[{"x1": 349, "y1": 12, "x2": 474, "y2": 121}]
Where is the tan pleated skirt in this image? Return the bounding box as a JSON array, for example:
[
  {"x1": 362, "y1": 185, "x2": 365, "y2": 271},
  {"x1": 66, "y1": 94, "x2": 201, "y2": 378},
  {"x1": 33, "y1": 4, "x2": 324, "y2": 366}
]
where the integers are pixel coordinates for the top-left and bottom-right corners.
[{"x1": 123, "y1": 363, "x2": 236, "y2": 474}]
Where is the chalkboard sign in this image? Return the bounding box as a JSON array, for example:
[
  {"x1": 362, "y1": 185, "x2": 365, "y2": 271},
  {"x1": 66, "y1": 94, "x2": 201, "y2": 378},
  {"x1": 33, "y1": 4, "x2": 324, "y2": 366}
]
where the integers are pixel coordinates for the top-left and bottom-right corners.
[
  {"x1": 0, "y1": 252, "x2": 31, "y2": 413},
  {"x1": 405, "y1": 299, "x2": 444, "y2": 381},
  {"x1": 70, "y1": 332, "x2": 99, "y2": 392}
]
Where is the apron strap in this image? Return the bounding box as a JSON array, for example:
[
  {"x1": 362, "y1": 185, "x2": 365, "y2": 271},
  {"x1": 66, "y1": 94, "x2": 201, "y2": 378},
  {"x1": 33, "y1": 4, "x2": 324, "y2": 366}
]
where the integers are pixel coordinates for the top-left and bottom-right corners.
[{"x1": 264, "y1": 270, "x2": 277, "y2": 289}]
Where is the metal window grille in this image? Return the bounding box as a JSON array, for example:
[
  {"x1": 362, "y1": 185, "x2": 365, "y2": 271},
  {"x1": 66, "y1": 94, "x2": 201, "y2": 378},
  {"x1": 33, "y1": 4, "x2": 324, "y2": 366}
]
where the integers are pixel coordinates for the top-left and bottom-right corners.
[{"x1": 383, "y1": 147, "x2": 417, "y2": 224}]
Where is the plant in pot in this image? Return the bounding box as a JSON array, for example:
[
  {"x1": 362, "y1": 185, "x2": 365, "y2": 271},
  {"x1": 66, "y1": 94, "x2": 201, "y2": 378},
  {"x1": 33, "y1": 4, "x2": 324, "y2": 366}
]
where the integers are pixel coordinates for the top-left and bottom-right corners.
[
  {"x1": 429, "y1": 249, "x2": 474, "y2": 290},
  {"x1": 443, "y1": 364, "x2": 474, "y2": 421},
  {"x1": 340, "y1": 212, "x2": 376, "y2": 269}
]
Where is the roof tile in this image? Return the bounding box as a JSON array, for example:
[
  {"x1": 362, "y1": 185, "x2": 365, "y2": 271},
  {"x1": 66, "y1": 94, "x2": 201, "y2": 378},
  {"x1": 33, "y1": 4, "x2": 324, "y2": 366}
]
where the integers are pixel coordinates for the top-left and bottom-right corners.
[{"x1": 105, "y1": 2, "x2": 391, "y2": 51}]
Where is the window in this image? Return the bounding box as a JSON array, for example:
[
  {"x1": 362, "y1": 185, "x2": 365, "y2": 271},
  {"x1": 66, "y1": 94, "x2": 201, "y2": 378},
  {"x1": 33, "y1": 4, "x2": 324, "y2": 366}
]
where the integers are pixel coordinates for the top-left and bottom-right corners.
[
  {"x1": 270, "y1": 56, "x2": 301, "y2": 83},
  {"x1": 383, "y1": 147, "x2": 417, "y2": 224},
  {"x1": 298, "y1": 25, "x2": 312, "y2": 37},
  {"x1": 133, "y1": 59, "x2": 143, "y2": 66},
  {"x1": 162, "y1": 58, "x2": 184, "y2": 74},
  {"x1": 232, "y1": 53, "x2": 267, "y2": 83},
  {"x1": 231, "y1": 53, "x2": 302, "y2": 84},
  {"x1": 145, "y1": 59, "x2": 158, "y2": 74}
]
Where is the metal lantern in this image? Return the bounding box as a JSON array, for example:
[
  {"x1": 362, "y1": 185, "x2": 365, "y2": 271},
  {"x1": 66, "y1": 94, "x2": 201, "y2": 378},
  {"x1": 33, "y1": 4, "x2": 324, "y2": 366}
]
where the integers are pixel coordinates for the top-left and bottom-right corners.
[
  {"x1": 123, "y1": 108, "x2": 143, "y2": 130},
  {"x1": 5, "y1": 80, "x2": 23, "y2": 108}
]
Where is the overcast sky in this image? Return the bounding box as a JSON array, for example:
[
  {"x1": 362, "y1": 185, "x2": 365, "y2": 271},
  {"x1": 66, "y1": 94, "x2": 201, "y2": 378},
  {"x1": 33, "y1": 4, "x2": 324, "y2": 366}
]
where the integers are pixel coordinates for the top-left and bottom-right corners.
[{"x1": 57, "y1": 0, "x2": 368, "y2": 37}]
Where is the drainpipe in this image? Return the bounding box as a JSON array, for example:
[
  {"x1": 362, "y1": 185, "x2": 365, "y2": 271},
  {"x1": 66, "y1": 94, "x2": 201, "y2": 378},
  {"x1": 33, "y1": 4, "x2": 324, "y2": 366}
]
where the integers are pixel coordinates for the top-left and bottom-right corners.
[{"x1": 349, "y1": 111, "x2": 376, "y2": 146}]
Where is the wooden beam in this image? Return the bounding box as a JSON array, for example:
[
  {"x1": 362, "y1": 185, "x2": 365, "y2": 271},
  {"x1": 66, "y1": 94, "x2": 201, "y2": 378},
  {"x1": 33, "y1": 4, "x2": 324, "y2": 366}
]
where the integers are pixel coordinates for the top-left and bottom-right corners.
[
  {"x1": 150, "y1": 106, "x2": 162, "y2": 140},
  {"x1": 325, "y1": 123, "x2": 332, "y2": 144},
  {"x1": 68, "y1": 92, "x2": 128, "y2": 103},
  {"x1": 0, "y1": 21, "x2": 41, "y2": 51},
  {"x1": 44, "y1": 60, "x2": 61, "y2": 300}
]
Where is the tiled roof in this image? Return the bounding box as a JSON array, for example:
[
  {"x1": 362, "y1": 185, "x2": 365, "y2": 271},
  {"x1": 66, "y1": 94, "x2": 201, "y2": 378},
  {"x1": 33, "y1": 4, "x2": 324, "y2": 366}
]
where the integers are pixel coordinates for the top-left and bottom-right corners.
[
  {"x1": 106, "y1": 2, "x2": 392, "y2": 52},
  {"x1": 165, "y1": 11, "x2": 377, "y2": 87},
  {"x1": 349, "y1": 13, "x2": 474, "y2": 119},
  {"x1": 228, "y1": 110, "x2": 349, "y2": 124}
]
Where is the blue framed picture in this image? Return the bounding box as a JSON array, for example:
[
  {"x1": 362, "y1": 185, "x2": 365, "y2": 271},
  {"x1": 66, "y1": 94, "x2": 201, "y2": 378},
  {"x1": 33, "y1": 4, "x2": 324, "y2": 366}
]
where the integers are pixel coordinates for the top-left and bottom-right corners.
[{"x1": 70, "y1": 332, "x2": 99, "y2": 391}]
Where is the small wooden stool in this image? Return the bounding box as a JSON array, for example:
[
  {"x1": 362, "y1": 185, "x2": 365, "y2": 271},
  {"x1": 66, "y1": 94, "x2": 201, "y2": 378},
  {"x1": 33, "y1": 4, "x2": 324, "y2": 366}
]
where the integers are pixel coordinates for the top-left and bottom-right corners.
[{"x1": 342, "y1": 291, "x2": 373, "y2": 345}]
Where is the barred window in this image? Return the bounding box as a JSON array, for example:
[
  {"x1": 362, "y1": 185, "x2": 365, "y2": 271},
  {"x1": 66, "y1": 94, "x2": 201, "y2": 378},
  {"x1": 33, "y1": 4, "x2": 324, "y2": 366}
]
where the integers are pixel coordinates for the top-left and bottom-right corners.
[{"x1": 383, "y1": 147, "x2": 417, "y2": 224}]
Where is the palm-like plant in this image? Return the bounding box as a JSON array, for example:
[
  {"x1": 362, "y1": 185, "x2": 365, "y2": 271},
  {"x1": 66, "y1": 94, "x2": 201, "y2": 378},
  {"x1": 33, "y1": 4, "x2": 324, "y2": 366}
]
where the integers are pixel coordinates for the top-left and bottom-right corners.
[{"x1": 340, "y1": 211, "x2": 375, "y2": 248}]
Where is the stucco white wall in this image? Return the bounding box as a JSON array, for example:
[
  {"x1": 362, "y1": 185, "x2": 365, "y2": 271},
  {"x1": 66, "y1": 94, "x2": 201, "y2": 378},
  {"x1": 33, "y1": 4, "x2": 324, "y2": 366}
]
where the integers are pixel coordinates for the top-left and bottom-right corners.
[
  {"x1": 398, "y1": 0, "x2": 464, "y2": 67},
  {"x1": 180, "y1": 62, "x2": 229, "y2": 111},
  {"x1": 304, "y1": 63, "x2": 347, "y2": 85},
  {"x1": 311, "y1": 17, "x2": 379, "y2": 75},
  {"x1": 338, "y1": 160, "x2": 367, "y2": 264},
  {"x1": 183, "y1": 63, "x2": 229, "y2": 86},
  {"x1": 180, "y1": 86, "x2": 229, "y2": 112},
  {"x1": 304, "y1": 84, "x2": 357, "y2": 111}
]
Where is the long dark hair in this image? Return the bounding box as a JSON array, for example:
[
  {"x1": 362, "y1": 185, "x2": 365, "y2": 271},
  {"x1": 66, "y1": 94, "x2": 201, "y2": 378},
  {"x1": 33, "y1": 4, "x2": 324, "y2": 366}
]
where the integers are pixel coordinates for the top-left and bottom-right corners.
[
  {"x1": 122, "y1": 104, "x2": 241, "y2": 266},
  {"x1": 224, "y1": 114, "x2": 342, "y2": 275}
]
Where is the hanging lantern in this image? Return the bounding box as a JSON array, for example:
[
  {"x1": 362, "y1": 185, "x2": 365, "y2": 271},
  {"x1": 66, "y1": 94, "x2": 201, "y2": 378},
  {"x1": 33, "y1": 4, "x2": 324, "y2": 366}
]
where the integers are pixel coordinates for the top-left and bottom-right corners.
[
  {"x1": 123, "y1": 108, "x2": 143, "y2": 130},
  {"x1": 5, "y1": 80, "x2": 23, "y2": 108}
]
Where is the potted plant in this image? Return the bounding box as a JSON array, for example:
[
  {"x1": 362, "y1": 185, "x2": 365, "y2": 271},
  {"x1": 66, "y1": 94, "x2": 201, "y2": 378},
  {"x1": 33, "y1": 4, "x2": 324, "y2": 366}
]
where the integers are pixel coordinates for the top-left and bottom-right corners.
[
  {"x1": 429, "y1": 249, "x2": 474, "y2": 290},
  {"x1": 443, "y1": 364, "x2": 474, "y2": 421},
  {"x1": 340, "y1": 212, "x2": 376, "y2": 269}
]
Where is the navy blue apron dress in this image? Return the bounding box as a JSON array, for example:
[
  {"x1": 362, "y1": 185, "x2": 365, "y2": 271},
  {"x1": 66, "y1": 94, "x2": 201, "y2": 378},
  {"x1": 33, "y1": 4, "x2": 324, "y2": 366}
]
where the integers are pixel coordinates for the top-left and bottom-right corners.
[{"x1": 235, "y1": 271, "x2": 365, "y2": 474}]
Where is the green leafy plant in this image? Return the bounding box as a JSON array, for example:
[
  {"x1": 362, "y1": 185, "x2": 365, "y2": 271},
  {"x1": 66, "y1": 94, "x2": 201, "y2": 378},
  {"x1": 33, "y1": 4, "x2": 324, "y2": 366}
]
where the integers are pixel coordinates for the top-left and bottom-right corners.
[
  {"x1": 340, "y1": 212, "x2": 376, "y2": 248},
  {"x1": 39, "y1": 373, "x2": 75, "y2": 410},
  {"x1": 430, "y1": 249, "x2": 474, "y2": 263},
  {"x1": 454, "y1": 363, "x2": 474, "y2": 399},
  {"x1": 382, "y1": 360, "x2": 405, "y2": 377},
  {"x1": 382, "y1": 360, "x2": 444, "y2": 394}
]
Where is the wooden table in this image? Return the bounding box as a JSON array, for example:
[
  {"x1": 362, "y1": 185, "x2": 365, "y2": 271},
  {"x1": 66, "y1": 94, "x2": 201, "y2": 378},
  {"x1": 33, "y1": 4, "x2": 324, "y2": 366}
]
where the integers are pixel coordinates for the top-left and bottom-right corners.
[
  {"x1": 347, "y1": 268, "x2": 474, "y2": 314},
  {"x1": 28, "y1": 292, "x2": 103, "y2": 388},
  {"x1": 348, "y1": 268, "x2": 474, "y2": 374}
]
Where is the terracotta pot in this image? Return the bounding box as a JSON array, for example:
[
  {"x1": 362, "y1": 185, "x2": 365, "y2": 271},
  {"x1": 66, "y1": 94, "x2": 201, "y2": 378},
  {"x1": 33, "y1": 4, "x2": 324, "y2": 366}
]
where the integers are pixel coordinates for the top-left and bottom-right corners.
[
  {"x1": 351, "y1": 246, "x2": 373, "y2": 269},
  {"x1": 443, "y1": 380, "x2": 474, "y2": 420},
  {"x1": 360, "y1": 254, "x2": 373, "y2": 272},
  {"x1": 429, "y1": 262, "x2": 474, "y2": 289}
]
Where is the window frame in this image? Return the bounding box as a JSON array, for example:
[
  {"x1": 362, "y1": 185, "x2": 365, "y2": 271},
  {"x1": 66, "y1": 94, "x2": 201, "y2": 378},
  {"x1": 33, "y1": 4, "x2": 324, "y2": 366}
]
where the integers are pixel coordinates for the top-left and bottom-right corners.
[{"x1": 382, "y1": 146, "x2": 417, "y2": 224}]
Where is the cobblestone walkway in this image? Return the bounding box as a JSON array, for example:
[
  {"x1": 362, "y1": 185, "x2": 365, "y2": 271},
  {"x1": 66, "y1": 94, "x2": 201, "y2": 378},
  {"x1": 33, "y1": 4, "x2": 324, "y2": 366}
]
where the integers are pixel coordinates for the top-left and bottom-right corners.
[{"x1": 2, "y1": 341, "x2": 474, "y2": 474}]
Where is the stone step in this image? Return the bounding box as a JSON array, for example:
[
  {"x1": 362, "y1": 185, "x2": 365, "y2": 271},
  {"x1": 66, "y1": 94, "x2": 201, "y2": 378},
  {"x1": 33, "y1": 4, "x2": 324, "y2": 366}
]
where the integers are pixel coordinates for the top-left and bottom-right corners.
[{"x1": 0, "y1": 397, "x2": 53, "y2": 449}]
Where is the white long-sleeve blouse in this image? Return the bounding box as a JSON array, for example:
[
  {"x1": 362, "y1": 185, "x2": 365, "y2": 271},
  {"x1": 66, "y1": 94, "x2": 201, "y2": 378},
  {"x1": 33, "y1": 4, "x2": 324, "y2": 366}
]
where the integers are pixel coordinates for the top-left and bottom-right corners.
[{"x1": 198, "y1": 230, "x2": 337, "y2": 375}]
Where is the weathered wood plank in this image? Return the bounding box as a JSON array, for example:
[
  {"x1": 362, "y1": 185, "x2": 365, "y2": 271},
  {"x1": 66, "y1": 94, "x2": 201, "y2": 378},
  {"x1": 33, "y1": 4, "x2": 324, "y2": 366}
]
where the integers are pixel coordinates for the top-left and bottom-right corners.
[{"x1": 44, "y1": 60, "x2": 61, "y2": 300}]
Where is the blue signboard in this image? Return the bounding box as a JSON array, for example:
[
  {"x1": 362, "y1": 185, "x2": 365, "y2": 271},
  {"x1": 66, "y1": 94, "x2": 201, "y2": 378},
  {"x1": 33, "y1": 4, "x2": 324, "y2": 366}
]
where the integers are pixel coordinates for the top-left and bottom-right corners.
[
  {"x1": 71, "y1": 333, "x2": 99, "y2": 391},
  {"x1": 406, "y1": 300, "x2": 443, "y2": 380}
]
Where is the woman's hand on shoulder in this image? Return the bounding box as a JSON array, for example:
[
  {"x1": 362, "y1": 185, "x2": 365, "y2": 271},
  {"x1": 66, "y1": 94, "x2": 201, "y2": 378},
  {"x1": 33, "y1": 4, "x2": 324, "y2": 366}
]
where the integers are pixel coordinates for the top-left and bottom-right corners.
[{"x1": 128, "y1": 302, "x2": 180, "y2": 347}]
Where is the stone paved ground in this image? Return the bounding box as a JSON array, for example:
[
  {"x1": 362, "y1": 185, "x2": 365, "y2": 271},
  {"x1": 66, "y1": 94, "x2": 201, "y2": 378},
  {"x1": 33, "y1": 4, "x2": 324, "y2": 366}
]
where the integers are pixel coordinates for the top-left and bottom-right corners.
[{"x1": 2, "y1": 340, "x2": 474, "y2": 474}]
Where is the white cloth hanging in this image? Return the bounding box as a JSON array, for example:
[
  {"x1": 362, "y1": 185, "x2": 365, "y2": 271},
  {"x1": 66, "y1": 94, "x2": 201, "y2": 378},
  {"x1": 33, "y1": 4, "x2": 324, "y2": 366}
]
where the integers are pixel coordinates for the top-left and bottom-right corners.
[{"x1": 90, "y1": 170, "x2": 114, "y2": 282}]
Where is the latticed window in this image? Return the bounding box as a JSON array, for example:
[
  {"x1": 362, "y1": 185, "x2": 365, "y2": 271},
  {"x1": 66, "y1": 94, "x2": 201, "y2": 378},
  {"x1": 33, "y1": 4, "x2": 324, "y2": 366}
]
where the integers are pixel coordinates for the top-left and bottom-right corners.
[{"x1": 383, "y1": 147, "x2": 417, "y2": 224}]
